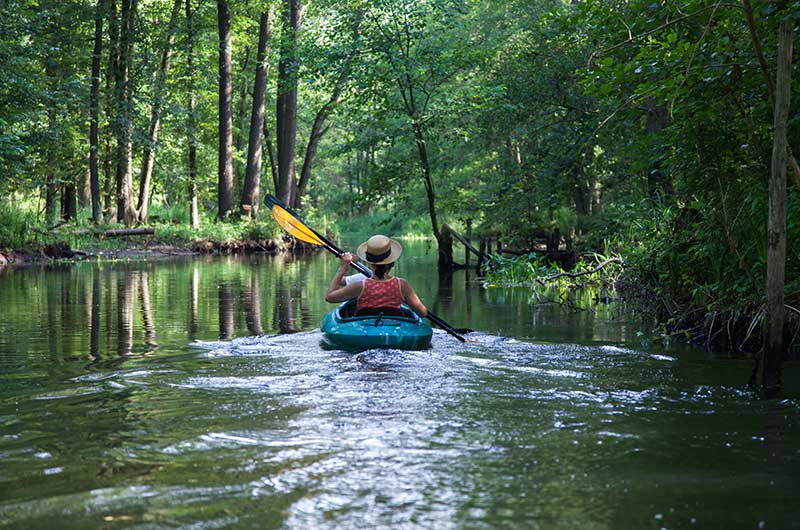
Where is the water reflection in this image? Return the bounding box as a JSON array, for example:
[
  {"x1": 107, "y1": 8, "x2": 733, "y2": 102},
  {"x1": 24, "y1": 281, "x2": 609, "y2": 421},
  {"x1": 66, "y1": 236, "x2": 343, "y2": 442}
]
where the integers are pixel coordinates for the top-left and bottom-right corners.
[
  {"x1": 218, "y1": 279, "x2": 236, "y2": 340},
  {"x1": 243, "y1": 268, "x2": 263, "y2": 335},
  {"x1": 0, "y1": 246, "x2": 649, "y2": 364}
]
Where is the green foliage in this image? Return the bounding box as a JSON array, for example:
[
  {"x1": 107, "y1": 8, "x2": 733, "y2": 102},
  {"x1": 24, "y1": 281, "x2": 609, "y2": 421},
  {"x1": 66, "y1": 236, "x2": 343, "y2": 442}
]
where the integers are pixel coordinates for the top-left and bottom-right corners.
[
  {"x1": 155, "y1": 217, "x2": 279, "y2": 245},
  {"x1": 483, "y1": 252, "x2": 620, "y2": 290},
  {"x1": 334, "y1": 208, "x2": 432, "y2": 239},
  {"x1": 0, "y1": 199, "x2": 36, "y2": 249}
]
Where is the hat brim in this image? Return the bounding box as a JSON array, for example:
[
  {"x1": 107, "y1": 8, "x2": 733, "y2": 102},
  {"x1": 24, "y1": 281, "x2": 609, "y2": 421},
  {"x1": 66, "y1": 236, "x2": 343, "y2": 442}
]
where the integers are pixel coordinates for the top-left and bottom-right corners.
[{"x1": 356, "y1": 239, "x2": 403, "y2": 265}]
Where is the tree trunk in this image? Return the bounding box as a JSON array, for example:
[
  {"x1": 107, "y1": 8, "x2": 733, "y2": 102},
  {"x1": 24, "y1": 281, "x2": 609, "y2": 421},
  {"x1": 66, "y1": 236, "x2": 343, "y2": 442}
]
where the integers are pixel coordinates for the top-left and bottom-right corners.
[
  {"x1": 645, "y1": 98, "x2": 669, "y2": 199},
  {"x1": 412, "y1": 121, "x2": 440, "y2": 243},
  {"x1": 439, "y1": 224, "x2": 455, "y2": 271},
  {"x1": 186, "y1": 0, "x2": 199, "y2": 228},
  {"x1": 265, "y1": 122, "x2": 278, "y2": 194},
  {"x1": 136, "y1": 0, "x2": 182, "y2": 223},
  {"x1": 103, "y1": 0, "x2": 118, "y2": 222},
  {"x1": 573, "y1": 164, "x2": 589, "y2": 218},
  {"x1": 79, "y1": 166, "x2": 91, "y2": 211},
  {"x1": 114, "y1": 0, "x2": 136, "y2": 226},
  {"x1": 44, "y1": 110, "x2": 59, "y2": 226},
  {"x1": 217, "y1": 0, "x2": 235, "y2": 220},
  {"x1": 275, "y1": 0, "x2": 302, "y2": 206},
  {"x1": 62, "y1": 179, "x2": 77, "y2": 221},
  {"x1": 234, "y1": 46, "x2": 252, "y2": 197},
  {"x1": 590, "y1": 175, "x2": 602, "y2": 215},
  {"x1": 241, "y1": 6, "x2": 275, "y2": 217},
  {"x1": 763, "y1": 20, "x2": 793, "y2": 397}
]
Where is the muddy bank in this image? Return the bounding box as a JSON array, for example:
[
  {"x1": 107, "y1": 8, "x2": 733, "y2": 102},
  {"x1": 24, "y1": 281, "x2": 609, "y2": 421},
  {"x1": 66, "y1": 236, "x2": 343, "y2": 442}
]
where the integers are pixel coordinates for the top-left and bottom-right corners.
[{"x1": 0, "y1": 237, "x2": 290, "y2": 267}]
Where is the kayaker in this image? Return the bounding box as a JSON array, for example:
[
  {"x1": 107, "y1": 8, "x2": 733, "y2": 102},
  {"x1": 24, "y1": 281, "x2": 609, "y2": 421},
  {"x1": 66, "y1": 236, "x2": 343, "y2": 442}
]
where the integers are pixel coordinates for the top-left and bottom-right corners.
[{"x1": 325, "y1": 235, "x2": 428, "y2": 318}]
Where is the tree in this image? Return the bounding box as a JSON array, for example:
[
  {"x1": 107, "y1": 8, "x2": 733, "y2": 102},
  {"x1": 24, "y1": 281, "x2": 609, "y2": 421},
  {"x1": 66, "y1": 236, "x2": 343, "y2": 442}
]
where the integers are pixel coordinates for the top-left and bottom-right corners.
[
  {"x1": 241, "y1": 5, "x2": 275, "y2": 218},
  {"x1": 275, "y1": 0, "x2": 302, "y2": 207},
  {"x1": 89, "y1": 0, "x2": 104, "y2": 223},
  {"x1": 136, "y1": 0, "x2": 183, "y2": 223},
  {"x1": 113, "y1": 0, "x2": 137, "y2": 227},
  {"x1": 364, "y1": 0, "x2": 476, "y2": 269},
  {"x1": 764, "y1": 19, "x2": 793, "y2": 396},
  {"x1": 186, "y1": 0, "x2": 200, "y2": 228},
  {"x1": 217, "y1": 0, "x2": 235, "y2": 220}
]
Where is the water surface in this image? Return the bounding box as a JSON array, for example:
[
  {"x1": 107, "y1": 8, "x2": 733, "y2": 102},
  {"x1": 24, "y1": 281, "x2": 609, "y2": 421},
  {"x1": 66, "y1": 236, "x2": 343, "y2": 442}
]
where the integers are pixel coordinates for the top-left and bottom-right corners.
[{"x1": 1, "y1": 243, "x2": 798, "y2": 529}]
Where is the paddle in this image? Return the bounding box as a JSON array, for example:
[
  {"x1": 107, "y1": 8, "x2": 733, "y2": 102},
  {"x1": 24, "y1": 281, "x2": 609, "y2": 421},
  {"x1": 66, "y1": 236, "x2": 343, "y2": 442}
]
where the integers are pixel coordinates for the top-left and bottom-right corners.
[{"x1": 264, "y1": 194, "x2": 470, "y2": 343}]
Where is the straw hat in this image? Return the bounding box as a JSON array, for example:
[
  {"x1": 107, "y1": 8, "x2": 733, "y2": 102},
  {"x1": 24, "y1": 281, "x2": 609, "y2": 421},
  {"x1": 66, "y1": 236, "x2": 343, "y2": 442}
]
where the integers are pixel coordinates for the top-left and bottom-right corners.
[{"x1": 356, "y1": 235, "x2": 403, "y2": 265}]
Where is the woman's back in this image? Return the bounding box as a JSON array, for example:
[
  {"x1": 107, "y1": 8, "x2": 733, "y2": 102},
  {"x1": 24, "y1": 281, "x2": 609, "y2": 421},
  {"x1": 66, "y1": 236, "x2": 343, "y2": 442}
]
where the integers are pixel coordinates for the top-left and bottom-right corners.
[{"x1": 356, "y1": 277, "x2": 403, "y2": 314}]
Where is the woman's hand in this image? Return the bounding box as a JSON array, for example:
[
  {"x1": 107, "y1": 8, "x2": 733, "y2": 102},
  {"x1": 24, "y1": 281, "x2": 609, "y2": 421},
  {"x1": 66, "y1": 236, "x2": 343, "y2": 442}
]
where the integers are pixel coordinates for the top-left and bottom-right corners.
[
  {"x1": 339, "y1": 252, "x2": 355, "y2": 270},
  {"x1": 327, "y1": 252, "x2": 363, "y2": 303}
]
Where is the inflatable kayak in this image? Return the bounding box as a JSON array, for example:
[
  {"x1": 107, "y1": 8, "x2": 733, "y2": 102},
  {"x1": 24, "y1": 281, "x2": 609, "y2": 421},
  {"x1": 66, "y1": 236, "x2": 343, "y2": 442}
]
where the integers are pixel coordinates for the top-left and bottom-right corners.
[{"x1": 320, "y1": 299, "x2": 433, "y2": 351}]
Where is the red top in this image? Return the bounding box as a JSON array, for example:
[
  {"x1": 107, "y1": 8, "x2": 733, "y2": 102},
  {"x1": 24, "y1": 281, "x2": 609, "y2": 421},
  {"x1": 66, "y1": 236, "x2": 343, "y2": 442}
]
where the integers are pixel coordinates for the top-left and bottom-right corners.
[{"x1": 356, "y1": 277, "x2": 403, "y2": 311}]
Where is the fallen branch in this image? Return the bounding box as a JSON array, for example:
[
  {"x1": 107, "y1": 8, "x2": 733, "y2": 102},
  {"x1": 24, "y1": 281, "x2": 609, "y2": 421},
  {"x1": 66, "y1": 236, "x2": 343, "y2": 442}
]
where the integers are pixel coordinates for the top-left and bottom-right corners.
[
  {"x1": 103, "y1": 228, "x2": 155, "y2": 237},
  {"x1": 538, "y1": 257, "x2": 623, "y2": 285}
]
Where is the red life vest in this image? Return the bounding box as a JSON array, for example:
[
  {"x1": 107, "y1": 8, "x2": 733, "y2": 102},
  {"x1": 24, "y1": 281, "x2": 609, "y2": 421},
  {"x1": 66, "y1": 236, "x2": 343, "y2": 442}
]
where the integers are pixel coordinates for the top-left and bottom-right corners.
[{"x1": 356, "y1": 277, "x2": 403, "y2": 312}]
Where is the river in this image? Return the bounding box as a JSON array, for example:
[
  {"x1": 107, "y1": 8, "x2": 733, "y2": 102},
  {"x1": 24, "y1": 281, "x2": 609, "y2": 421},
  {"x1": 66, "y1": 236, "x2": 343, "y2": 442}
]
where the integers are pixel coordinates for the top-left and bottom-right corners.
[{"x1": 0, "y1": 241, "x2": 798, "y2": 529}]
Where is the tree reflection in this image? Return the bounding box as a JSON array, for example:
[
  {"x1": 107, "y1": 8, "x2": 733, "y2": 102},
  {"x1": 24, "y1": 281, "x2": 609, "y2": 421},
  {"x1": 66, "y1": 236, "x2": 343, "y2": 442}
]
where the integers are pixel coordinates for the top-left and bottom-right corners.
[
  {"x1": 436, "y1": 269, "x2": 454, "y2": 313},
  {"x1": 117, "y1": 269, "x2": 135, "y2": 355},
  {"x1": 243, "y1": 267, "x2": 264, "y2": 335},
  {"x1": 218, "y1": 280, "x2": 236, "y2": 340},
  {"x1": 188, "y1": 265, "x2": 199, "y2": 338},
  {"x1": 90, "y1": 268, "x2": 100, "y2": 358},
  {"x1": 273, "y1": 274, "x2": 300, "y2": 333},
  {"x1": 138, "y1": 270, "x2": 158, "y2": 354}
]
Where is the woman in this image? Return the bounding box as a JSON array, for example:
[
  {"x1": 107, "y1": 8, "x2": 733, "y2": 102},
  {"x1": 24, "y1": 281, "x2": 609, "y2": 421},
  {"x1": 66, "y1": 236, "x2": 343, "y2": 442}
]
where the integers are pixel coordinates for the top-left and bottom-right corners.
[{"x1": 325, "y1": 235, "x2": 427, "y2": 318}]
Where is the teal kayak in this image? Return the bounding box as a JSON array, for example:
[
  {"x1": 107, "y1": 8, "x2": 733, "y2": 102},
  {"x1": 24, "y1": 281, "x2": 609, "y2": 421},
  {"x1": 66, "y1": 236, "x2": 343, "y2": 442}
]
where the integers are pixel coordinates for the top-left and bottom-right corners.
[{"x1": 320, "y1": 299, "x2": 433, "y2": 351}]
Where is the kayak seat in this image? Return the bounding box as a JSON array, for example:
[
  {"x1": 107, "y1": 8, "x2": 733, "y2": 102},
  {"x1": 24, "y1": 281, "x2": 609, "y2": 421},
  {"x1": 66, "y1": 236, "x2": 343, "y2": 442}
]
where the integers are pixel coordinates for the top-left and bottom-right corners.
[{"x1": 354, "y1": 306, "x2": 408, "y2": 317}]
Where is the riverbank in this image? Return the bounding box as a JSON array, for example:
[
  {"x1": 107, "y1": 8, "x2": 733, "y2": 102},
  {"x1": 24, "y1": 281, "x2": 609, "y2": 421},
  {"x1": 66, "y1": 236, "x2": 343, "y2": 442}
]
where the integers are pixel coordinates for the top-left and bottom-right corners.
[
  {"x1": 479, "y1": 251, "x2": 800, "y2": 359},
  {"x1": 0, "y1": 240, "x2": 283, "y2": 267},
  {"x1": 0, "y1": 228, "x2": 292, "y2": 267}
]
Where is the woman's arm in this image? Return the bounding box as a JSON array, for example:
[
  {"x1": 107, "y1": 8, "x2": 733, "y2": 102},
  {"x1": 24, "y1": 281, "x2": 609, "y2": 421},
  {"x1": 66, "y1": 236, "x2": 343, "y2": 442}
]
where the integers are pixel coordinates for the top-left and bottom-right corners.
[
  {"x1": 326, "y1": 254, "x2": 363, "y2": 302},
  {"x1": 399, "y1": 278, "x2": 427, "y2": 317}
]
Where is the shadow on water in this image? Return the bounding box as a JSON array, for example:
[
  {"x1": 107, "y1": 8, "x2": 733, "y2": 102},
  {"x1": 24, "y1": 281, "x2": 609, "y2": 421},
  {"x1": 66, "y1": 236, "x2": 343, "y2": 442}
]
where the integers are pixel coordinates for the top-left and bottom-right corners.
[{"x1": 0, "y1": 245, "x2": 799, "y2": 529}]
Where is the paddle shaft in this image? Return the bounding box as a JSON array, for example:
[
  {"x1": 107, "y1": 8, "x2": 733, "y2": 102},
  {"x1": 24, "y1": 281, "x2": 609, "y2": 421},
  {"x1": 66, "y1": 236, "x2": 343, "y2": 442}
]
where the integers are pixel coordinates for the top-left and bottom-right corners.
[{"x1": 265, "y1": 195, "x2": 467, "y2": 342}]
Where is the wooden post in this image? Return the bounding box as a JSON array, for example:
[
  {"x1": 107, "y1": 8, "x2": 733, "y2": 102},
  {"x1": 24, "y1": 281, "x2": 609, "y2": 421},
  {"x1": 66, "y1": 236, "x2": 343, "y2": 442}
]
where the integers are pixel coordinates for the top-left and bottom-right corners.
[
  {"x1": 477, "y1": 237, "x2": 486, "y2": 274},
  {"x1": 465, "y1": 218, "x2": 472, "y2": 267},
  {"x1": 763, "y1": 19, "x2": 793, "y2": 397}
]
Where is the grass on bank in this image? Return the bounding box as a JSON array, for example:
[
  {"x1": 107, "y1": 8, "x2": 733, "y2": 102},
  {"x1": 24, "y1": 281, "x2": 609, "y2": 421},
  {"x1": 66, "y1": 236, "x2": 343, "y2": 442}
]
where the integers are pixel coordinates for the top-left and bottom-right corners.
[{"x1": 0, "y1": 199, "x2": 285, "y2": 253}]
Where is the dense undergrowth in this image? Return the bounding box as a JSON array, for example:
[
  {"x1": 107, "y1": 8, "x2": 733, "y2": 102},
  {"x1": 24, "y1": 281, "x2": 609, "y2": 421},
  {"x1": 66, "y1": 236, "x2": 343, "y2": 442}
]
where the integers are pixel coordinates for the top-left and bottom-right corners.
[{"x1": 483, "y1": 196, "x2": 800, "y2": 355}]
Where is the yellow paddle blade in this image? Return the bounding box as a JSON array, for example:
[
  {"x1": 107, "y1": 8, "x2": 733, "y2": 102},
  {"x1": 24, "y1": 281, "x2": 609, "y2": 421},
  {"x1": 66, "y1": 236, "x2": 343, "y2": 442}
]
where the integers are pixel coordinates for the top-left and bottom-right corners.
[{"x1": 270, "y1": 204, "x2": 325, "y2": 246}]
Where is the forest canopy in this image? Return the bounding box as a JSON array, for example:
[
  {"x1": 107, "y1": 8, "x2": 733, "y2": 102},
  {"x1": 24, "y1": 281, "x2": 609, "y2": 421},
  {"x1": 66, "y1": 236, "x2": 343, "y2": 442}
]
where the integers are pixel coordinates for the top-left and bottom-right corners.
[{"x1": 1, "y1": 0, "x2": 799, "y2": 372}]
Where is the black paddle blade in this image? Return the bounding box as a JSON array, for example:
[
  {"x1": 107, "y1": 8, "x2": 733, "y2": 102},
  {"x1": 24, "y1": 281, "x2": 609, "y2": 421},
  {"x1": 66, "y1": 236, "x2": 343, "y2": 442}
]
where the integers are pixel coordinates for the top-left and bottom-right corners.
[{"x1": 264, "y1": 194, "x2": 293, "y2": 214}]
